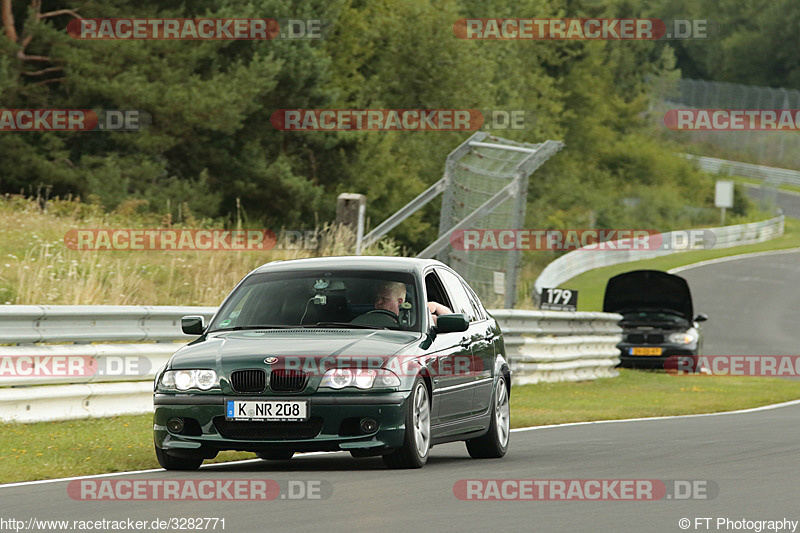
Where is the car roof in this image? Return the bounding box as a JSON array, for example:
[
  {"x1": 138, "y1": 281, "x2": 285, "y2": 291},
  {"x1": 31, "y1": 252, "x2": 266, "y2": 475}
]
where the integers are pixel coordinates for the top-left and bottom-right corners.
[{"x1": 252, "y1": 256, "x2": 445, "y2": 276}]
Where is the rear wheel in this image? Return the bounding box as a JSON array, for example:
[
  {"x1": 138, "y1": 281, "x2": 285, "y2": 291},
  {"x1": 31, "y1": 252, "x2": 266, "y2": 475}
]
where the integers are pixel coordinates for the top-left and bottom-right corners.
[
  {"x1": 382, "y1": 378, "x2": 430, "y2": 469},
  {"x1": 155, "y1": 446, "x2": 203, "y2": 471},
  {"x1": 466, "y1": 376, "x2": 510, "y2": 459},
  {"x1": 256, "y1": 450, "x2": 294, "y2": 460}
]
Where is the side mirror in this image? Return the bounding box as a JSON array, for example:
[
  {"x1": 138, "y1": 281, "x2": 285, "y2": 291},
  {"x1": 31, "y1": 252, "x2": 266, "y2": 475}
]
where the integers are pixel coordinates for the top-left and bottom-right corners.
[
  {"x1": 694, "y1": 313, "x2": 708, "y2": 323},
  {"x1": 181, "y1": 315, "x2": 206, "y2": 335},
  {"x1": 435, "y1": 314, "x2": 469, "y2": 333}
]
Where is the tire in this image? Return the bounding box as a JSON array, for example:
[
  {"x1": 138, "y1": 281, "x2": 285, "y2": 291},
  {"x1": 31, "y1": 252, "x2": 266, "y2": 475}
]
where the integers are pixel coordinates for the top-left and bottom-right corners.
[
  {"x1": 382, "y1": 377, "x2": 430, "y2": 469},
  {"x1": 256, "y1": 450, "x2": 294, "y2": 460},
  {"x1": 155, "y1": 446, "x2": 203, "y2": 471},
  {"x1": 466, "y1": 376, "x2": 510, "y2": 459}
]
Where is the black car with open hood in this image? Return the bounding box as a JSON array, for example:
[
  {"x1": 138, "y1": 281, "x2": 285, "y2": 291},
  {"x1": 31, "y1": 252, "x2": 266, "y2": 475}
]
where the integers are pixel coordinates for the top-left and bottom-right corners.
[{"x1": 603, "y1": 270, "x2": 707, "y2": 371}]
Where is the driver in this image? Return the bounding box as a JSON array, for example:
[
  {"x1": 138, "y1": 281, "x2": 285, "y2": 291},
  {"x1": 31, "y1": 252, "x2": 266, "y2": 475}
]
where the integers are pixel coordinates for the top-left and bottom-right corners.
[
  {"x1": 374, "y1": 281, "x2": 453, "y2": 325},
  {"x1": 374, "y1": 281, "x2": 406, "y2": 316}
]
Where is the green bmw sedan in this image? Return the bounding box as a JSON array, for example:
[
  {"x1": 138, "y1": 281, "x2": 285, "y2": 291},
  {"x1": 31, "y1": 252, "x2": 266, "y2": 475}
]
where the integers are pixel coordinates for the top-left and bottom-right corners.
[{"x1": 153, "y1": 256, "x2": 510, "y2": 469}]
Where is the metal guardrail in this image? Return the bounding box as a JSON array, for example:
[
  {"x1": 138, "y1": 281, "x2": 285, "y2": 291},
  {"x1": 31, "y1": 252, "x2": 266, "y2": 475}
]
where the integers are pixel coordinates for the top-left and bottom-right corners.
[
  {"x1": 534, "y1": 215, "x2": 785, "y2": 298},
  {"x1": 0, "y1": 306, "x2": 217, "y2": 422},
  {"x1": 0, "y1": 306, "x2": 622, "y2": 422},
  {"x1": 681, "y1": 154, "x2": 800, "y2": 186},
  {"x1": 490, "y1": 310, "x2": 622, "y2": 385},
  {"x1": 0, "y1": 305, "x2": 218, "y2": 344}
]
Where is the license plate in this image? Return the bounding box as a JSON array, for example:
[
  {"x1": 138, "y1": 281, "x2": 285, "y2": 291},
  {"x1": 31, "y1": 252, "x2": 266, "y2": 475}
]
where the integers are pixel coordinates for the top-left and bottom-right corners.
[
  {"x1": 630, "y1": 347, "x2": 663, "y2": 356},
  {"x1": 226, "y1": 400, "x2": 308, "y2": 421}
]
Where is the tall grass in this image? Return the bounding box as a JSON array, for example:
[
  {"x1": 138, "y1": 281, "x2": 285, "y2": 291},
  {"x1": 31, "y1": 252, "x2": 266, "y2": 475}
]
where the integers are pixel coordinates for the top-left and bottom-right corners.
[{"x1": 0, "y1": 196, "x2": 400, "y2": 306}]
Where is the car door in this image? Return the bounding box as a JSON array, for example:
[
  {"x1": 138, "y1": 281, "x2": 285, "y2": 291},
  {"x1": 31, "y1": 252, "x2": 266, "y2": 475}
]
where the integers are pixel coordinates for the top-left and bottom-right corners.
[
  {"x1": 423, "y1": 270, "x2": 471, "y2": 425},
  {"x1": 462, "y1": 281, "x2": 496, "y2": 416},
  {"x1": 435, "y1": 268, "x2": 489, "y2": 422}
]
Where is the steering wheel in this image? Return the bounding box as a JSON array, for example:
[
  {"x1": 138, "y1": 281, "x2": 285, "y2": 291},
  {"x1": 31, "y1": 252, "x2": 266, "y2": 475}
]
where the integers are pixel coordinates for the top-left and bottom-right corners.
[
  {"x1": 363, "y1": 309, "x2": 398, "y2": 320},
  {"x1": 351, "y1": 308, "x2": 399, "y2": 327}
]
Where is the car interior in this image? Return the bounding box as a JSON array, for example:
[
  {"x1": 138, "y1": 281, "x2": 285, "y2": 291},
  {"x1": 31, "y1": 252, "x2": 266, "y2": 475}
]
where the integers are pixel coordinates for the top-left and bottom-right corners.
[{"x1": 215, "y1": 275, "x2": 422, "y2": 330}]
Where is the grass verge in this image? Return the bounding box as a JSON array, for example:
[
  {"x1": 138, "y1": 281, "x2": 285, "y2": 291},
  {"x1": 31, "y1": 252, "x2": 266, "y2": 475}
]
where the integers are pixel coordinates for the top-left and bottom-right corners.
[
  {"x1": 731, "y1": 175, "x2": 800, "y2": 195},
  {"x1": 562, "y1": 217, "x2": 800, "y2": 311},
  {"x1": 2, "y1": 370, "x2": 800, "y2": 484},
  {"x1": 510, "y1": 369, "x2": 800, "y2": 427}
]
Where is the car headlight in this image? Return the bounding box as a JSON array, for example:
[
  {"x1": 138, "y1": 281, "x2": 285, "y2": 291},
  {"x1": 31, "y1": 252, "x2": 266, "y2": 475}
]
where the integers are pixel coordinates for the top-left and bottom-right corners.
[
  {"x1": 175, "y1": 370, "x2": 195, "y2": 390},
  {"x1": 159, "y1": 369, "x2": 219, "y2": 391},
  {"x1": 668, "y1": 329, "x2": 698, "y2": 345},
  {"x1": 320, "y1": 369, "x2": 400, "y2": 390},
  {"x1": 195, "y1": 370, "x2": 217, "y2": 390},
  {"x1": 160, "y1": 369, "x2": 175, "y2": 388}
]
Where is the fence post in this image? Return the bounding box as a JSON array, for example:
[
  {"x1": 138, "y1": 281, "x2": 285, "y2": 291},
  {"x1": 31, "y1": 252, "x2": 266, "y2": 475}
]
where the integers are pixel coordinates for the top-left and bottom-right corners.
[{"x1": 336, "y1": 193, "x2": 366, "y2": 254}]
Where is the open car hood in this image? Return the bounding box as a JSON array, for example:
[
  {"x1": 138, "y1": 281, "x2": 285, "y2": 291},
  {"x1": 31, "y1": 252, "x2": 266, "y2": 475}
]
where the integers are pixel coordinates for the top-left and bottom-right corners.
[{"x1": 602, "y1": 270, "x2": 693, "y2": 321}]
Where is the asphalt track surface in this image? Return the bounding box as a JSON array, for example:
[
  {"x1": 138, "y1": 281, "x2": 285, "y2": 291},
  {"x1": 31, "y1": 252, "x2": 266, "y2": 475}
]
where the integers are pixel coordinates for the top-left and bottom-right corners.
[
  {"x1": 676, "y1": 250, "x2": 800, "y2": 356},
  {"x1": 3, "y1": 252, "x2": 800, "y2": 533},
  {"x1": 744, "y1": 184, "x2": 800, "y2": 218},
  {"x1": 2, "y1": 402, "x2": 800, "y2": 533}
]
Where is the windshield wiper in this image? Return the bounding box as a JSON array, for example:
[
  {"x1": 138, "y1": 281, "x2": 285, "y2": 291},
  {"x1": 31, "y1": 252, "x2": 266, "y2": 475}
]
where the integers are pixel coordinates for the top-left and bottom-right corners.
[
  {"x1": 305, "y1": 322, "x2": 387, "y2": 330},
  {"x1": 211, "y1": 325, "x2": 295, "y2": 332}
]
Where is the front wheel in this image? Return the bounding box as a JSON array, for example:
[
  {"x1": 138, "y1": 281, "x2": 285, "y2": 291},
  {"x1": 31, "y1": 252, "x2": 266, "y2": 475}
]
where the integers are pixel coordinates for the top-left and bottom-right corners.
[
  {"x1": 466, "y1": 376, "x2": 510, "y2": 459},
  {"x1": 155, "y1": 446, "x2": 203, "y2": 471},
  {"x1": 382, "y1": 377, "x2": 430, "y2": 469}
]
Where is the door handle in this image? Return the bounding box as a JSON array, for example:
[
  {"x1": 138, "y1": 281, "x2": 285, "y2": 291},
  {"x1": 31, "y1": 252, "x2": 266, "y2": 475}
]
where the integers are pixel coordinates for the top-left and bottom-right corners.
[{"x1": 459, "y1": 337, "x2": 471, "y2": 348}]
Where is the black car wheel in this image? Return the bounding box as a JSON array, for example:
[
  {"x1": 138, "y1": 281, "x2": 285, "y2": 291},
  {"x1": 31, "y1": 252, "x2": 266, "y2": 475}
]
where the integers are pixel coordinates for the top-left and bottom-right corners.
[
  {"x1": 256, "y1": 450, "x2": 295, "y2": 460},
  {"x1": 382, "y1": 377, "x2": 430, "y2": 469},
  {"x1": 466, "y1": 376, "x2": 510, "y2": 459},
  {"x1": 155, "y1": 446, "x2": 203, "y2": 471}
]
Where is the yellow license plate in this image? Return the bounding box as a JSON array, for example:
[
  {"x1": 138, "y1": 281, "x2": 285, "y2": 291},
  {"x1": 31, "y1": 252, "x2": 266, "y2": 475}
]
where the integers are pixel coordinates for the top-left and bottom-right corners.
[{"x1": 630, "y1": 347, "x2": 663, "y2": 356}]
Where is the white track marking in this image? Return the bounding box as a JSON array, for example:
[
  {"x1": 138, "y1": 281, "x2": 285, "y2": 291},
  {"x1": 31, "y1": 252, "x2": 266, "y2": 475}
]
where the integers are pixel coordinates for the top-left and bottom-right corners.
[{"x1": 668, "y1": 247, "x2": 800, "y2": 274}]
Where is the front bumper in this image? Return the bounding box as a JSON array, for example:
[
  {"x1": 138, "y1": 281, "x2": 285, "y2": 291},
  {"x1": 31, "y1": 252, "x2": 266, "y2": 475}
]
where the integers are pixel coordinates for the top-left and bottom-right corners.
[
  {"x1": 617, "y1": 344, "x2": 699, "y2": 370},
  {"x1": 153, "y1": 391, "x2": 410, "y2": 454}
]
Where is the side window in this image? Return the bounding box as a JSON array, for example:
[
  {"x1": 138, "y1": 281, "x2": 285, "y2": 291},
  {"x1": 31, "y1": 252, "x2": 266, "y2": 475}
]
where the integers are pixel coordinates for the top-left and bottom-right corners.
[
  {"x1": 425, "y1": 272, "x2": 452, "y2": 310},
  {"x1": 437, "y1": 269, "x2": 477, "y2": 322},
  {"x1": 463, "y1": 282, "x2": 486, "y2": 321}
]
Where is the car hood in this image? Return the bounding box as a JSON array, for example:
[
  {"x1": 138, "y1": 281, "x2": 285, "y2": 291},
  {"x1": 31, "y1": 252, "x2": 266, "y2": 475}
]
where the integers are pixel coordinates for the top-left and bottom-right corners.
[
  {"x1": 170, "y1": 328, "x2": 423, "y2": 371},
  {"x1": 603, "y1": 270, "x2": 693, "y2": 321}
]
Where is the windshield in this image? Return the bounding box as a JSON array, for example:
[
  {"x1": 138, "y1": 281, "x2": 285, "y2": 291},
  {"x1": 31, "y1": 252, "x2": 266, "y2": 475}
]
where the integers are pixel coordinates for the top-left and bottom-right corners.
[{"x1": 209, "y1": 269, "x2": 422, "y2": 332}]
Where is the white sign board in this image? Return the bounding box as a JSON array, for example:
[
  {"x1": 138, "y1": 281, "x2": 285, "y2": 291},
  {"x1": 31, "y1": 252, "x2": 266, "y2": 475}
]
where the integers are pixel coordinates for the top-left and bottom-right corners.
[
  {"x1": 715, "y1": 180, "x2": 734, "y2": 209},
  {"x1": 493, "y1": 271, "x2": 505, "y2": 295}
]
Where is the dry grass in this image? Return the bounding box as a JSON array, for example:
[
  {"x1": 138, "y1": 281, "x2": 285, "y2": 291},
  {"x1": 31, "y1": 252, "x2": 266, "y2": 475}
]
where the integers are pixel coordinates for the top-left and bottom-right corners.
[{"x1": 0, "y1": 195, "x2": 400, "y2": 306}]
